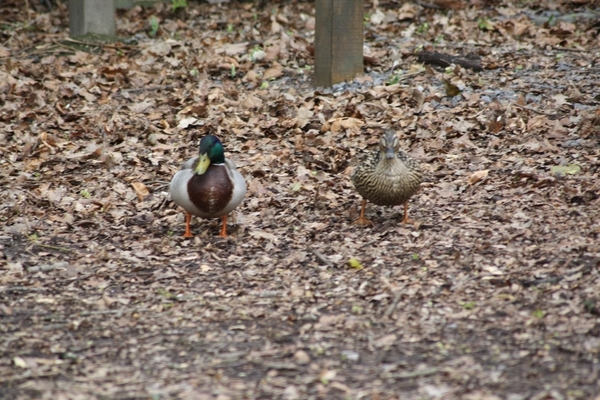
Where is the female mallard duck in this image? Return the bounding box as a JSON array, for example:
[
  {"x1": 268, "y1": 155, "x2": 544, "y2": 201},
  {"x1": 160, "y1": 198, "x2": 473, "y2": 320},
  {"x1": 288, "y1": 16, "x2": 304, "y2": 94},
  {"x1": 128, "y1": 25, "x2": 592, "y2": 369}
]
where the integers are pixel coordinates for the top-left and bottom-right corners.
[
  {"x1": 170, "y1": 135, "x2": 246, "y2": 238},
  {"x1": 351, "y1": 130, "x2": 422, "y2": 225}
]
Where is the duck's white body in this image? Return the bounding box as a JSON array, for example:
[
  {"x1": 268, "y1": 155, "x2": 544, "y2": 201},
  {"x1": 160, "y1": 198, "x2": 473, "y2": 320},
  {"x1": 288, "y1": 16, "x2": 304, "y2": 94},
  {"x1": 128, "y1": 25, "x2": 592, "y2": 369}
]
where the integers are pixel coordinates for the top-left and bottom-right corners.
[{"x1": 170, "y1": 157, "x2": 246, "y2": 219}]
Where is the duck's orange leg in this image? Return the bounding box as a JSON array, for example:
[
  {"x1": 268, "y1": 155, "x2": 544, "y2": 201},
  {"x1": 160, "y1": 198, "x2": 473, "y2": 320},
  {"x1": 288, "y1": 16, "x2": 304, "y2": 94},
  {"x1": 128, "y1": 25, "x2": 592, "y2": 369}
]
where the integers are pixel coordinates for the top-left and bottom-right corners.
[
  {"x1": 400, "y1": 203, "x2": 415, "y2": 225},
  {"x1": 219, "y1": 215, "x2": 228, "y2": 238},
  {"x1": 183, "y1": 212, "x2": 193, "y2": 238},
  {"x1": 356, "y1": 199, "x2": 373, "y2": 225}
]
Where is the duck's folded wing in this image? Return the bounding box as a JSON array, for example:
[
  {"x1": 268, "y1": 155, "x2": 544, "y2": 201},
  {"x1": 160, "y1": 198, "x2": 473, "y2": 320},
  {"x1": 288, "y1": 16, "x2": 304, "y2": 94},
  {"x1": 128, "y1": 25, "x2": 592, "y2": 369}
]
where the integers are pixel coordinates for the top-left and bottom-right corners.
[
  {"x1": 224, "y1": 158, "x2": 238, "y2": 170},
  {"x1": 170, "y1": 169, "x2": 202, "y2": 216},
  {"x1": 181, "y1": 157, "x2": 198, "y2": 170}
]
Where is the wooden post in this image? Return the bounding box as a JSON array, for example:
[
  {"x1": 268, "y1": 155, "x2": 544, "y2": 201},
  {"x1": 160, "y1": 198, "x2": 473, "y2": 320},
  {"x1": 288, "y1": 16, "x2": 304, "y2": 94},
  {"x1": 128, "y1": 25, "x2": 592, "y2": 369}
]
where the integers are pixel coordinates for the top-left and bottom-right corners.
[
  {"x1": 68, "y1": 0, "x2": 116, "y2": 37},
  {"x1": 314, "y1": 0, "x2": 364, "y2": 87}
]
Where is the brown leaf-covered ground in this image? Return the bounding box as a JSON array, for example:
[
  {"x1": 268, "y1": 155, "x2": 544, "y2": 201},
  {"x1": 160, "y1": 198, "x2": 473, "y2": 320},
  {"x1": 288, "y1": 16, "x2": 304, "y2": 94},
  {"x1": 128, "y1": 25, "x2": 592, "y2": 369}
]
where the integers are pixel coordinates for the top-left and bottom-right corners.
[{"x1": 1, "y1": 0, "x2": 600, "y2": 399}]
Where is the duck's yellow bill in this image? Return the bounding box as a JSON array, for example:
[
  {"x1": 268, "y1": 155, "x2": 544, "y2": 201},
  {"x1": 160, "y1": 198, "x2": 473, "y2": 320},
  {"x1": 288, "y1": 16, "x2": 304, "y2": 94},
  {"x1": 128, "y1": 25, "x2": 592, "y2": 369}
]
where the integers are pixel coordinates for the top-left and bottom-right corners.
[{"x1": 194, "y1": 154, "x2": 211, "y2": 175}]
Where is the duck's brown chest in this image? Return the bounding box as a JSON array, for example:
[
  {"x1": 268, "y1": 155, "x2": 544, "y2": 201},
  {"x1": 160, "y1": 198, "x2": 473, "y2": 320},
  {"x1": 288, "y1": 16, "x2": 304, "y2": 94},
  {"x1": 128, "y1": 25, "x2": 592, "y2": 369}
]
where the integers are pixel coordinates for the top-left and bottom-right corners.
[{"x1": 187, "y1": 165, "x2": 233, "y2": 214}]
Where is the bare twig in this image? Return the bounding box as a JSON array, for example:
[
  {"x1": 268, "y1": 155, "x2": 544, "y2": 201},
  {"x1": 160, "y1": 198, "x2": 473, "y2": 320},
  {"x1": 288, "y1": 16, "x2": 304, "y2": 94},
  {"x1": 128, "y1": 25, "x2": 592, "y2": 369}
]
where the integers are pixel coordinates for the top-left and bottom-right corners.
[
  {"x1": 311, "y1": 248, "x2": 333, "y2": 267},
  {"x1": 414, "y1": 0, "x2": 442, "y2": 9},
  {"x1": 27, "y1": 263, "x2": 67, "y2": 273},
  {"x1": 0, "y1": 371, "x2": 62, "y2": 384},
  {"x1": 552, "y1": 46, "x2": 589, "y2": 53},
  {"x1": 513, "y1": 103, "x2": 556, "y2": 117},
  {"x1": 78, "y1": 310, "x2": 126, "y2": 316},
  {"x1": 37, "y1": 243, "x2": 72, "y2": 253},
  {"x1": 384, "y1": 291, "x2": 403, "y2": 318},
  {"x1": 111, "y1": 85, "x2": 176, "y2": 101},
  {"x1": 59, "y1": 37, "x2": 128, "y2": 50},
  {"x1": 117, "y1": 85, "x2": 176, "y2": 94},
  {"x1": 0, "y1": 286, "x2": 45, "y2": 293},
  {"x1": 387, "y1": 367, "x2": 441, "y2": 379}
]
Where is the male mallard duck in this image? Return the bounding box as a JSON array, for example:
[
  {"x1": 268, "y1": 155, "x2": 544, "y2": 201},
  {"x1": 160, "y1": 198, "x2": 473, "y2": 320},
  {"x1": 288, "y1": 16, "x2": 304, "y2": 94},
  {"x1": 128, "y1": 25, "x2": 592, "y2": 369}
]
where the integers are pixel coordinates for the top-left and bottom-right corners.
[
  {"x1": 351, "y1": 129, "x2": 422, "y2": 225},
  {"x1": 170, "y1": 135, "x2": 246, "y2": 238}
]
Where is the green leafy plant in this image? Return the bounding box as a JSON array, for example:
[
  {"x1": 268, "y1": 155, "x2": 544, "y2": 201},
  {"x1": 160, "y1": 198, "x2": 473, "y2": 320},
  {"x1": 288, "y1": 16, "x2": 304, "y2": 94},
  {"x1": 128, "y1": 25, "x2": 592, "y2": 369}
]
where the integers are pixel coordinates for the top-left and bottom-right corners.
[
  {"x1": 477, "y1": 18, "x2": 494, "y2": 31},
  {"x1": 157, "y1": 288, "x2": 176, "y2": 299},
  {"x1": 417, "y1": 22, "x2": 429, "y2": 34},
  {"x1": 80, "y1": 189, "x2": 91, "y2": 199},
  {"x1": 532, "y1": 309, "x2": 545, "y2": 319},
  {"x1": 352, "y1": 304, "x2": 363, "y2": 314},
  {"x1": 250, "y1": 45, "x2": 263, "y2": 62},
  {"x1": 149, "y1": 16, "x2": 159, "y2": 37},
  {"x1": 172, "y1": 0, "x2": 187, "y2": 11}
]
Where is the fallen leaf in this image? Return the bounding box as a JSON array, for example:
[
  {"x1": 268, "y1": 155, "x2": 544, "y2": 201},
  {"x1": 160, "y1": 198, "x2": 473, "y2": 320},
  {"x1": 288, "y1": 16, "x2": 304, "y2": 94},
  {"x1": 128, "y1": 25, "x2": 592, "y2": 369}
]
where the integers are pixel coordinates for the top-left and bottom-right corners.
[
  {"x1": 249, "y1": 230, "x2": 279, "y2": 242},
  {"x1": 241, "y1": 94, "x2": 263, "y2": 109},
  {"x1": 370, "y1": 9, "x2": 386, "y2": 25},
  {"x1": 374, "y1": 334, "x2": 397, "y2": 348},
  {"x1": 468, "y1": 170, "x2": 489, "y2": 185},
  {"x1": 218, "y1": 42, "x2": 248, "y2": 56},
  {"x1": 13, "y1": 357, "x2": 27, "y2": 369},
  {"x1": 177, "y1": 117, "x2": 199, "y2": 129},
  {"x1": 443, "y1": 79, "x2": 461, "y2": 97},
  {"x1": 263, "y1": 62, "x2": 283, "y2": 80},
  {"x1": 131, "y1": 182, "x2": 150, "y2": 201},
  {"x1": 550, "y1": 164, "x2": 581, "y2": 176},
  {"x1": 319, "y1": 369, "x2": 337, "y2": 384}
]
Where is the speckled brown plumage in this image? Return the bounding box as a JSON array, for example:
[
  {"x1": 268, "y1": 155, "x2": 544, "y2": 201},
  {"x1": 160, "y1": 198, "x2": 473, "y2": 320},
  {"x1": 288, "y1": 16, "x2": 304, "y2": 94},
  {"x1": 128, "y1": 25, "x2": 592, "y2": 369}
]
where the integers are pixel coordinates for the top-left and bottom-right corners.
[{"x1": 351, "y1": 130, "x2": 422, "y2": 224}]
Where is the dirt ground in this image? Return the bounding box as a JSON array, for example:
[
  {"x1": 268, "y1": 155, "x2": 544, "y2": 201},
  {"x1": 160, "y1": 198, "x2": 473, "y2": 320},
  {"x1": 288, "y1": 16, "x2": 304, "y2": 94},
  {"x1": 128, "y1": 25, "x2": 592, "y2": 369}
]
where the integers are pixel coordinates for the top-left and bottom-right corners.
[{"x1": 1, "y1": 0, "x2": 600, "y2": 399}]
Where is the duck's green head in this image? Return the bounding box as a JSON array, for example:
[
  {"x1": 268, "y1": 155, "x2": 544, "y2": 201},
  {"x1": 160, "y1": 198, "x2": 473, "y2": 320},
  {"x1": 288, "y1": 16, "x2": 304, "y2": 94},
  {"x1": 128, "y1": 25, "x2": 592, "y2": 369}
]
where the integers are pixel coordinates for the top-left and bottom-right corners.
[{"x1": 194, "y1": 135, "x2": 225, "y2": 175}]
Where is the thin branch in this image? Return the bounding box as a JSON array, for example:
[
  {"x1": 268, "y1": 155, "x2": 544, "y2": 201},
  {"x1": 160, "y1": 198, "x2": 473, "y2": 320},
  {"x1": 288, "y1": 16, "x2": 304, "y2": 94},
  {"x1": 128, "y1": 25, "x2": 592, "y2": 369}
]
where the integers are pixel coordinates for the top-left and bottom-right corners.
[
  {"x1": 32, "y1": 243, "x2": 72, "y2": 253},
  {"x1": 311, "y1": 248, "x2": 333, "y2": 267},
  {"x1": 0, "y1": 371, "x2": 62, "y2": 384},
  {"x1": 59, "y1": 38, "x2": 129, "y2": 50},
  {"x1": 119, "y1": 85, "x2": 176, "y2": 94},
  {"x1": 27, "y1": 264, "x2": 67, "y2": 273},
  {"x1": 552, "y1": 46, "x2": 589, "y2": 53},
  {"x1": 388, "y1": 367, "x2": 441, "y2": 379},
  {"x1": 513, "y1": 103, "x2": 556, "y2": 117},
  {"x1": 26, "y1": 235, "x2": 72, "y2": 253},
  {"x1": 384, "y1": 291, "x2": 403, "y2": 318}
]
